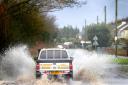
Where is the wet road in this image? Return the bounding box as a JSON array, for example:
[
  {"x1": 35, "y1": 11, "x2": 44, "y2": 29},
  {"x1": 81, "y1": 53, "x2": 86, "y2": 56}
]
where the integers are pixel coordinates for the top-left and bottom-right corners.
[
  {"x1": 68, "y1": 49, "x2": 128, "y2": 85},
  {"x1": 0, "y1": 48, "x2": 128, "y2": 85}
]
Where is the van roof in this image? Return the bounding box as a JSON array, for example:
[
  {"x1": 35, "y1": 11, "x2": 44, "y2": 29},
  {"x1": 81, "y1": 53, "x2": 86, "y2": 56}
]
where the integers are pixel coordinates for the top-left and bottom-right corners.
[{"x1": 40, "y1": 48, "x2": 66, "y2": 51}]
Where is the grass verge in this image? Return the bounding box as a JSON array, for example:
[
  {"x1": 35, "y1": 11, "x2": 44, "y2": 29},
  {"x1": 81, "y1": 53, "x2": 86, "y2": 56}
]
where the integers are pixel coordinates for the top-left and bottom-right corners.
[{"x1": 111, "y1": 58, "x2": 128, "y2": 64}]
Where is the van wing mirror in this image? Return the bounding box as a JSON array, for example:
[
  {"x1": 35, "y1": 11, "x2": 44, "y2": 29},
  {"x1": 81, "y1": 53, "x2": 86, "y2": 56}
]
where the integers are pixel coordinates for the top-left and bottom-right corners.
[
  {"x1": 38, "y1": 49, "x2": 41, "y2": 53},
  {"x1": 34, "y1": 57, "x2": 38, "y2": 61}
]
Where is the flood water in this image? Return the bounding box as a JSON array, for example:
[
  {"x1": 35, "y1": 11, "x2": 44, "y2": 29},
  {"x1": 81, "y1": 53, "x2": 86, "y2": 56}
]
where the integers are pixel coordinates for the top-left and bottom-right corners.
[
  {"x1": 0, "y1": 46, "x2": 128, "y2": 85},
  {"x1": 68, "y1": 49, "x2": 128, "y2": 85}
]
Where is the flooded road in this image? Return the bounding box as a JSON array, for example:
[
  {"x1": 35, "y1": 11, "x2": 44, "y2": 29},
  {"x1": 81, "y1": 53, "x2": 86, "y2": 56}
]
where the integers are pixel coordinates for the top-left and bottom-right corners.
[
  {"x1": 0, "y1": 46, "x2": 128, "y2": 85},
  {"x1": 68, "y1": 49, "x2": 128, "y2": 85}
]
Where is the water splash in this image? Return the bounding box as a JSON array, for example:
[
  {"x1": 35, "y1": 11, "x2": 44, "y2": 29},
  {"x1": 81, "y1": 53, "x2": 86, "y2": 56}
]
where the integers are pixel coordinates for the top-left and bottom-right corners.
[
  {"x1": 68, "y1": 49, "x2": 110, "y2": 85},
  {"x1": 68, "y1": 49, "x2": 128, "y2": 85},
  {"x1": 0, "y1": 45, "x2": 35, "y2": 80},
  {"x1": 0, "y1": 47, "x2": 128, "y2": 85},
  {"x1": 68, "y1": 49, "x2": 110, "y2": 77}
]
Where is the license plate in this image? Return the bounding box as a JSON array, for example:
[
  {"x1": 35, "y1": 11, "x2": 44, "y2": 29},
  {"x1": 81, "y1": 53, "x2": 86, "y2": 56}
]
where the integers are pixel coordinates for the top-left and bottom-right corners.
[{"x1": 50, "y1": 71, "x2": 61, "y2": 75}]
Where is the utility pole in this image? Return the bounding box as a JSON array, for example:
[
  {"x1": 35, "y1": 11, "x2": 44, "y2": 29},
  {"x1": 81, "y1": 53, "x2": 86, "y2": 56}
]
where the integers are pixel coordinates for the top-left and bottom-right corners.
[
  {"x1": 97, "y1": 16, "x2": 99, "y2": 24},
  {"x1": 84, "y1": 19, "x2": 88, "y2": 41},
  {"x1": 85, "y1": 19, "x2": 86, "y2": 27},
  {"x1": 115, "y1": 0, "x2": 118, "y2": 57},
  {"x1": 104, "y1": 6, "x2": 107, "y2": 24}
]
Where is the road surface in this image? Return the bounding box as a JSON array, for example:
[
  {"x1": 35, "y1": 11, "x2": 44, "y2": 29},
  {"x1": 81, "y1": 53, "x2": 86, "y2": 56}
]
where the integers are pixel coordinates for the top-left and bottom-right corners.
[{"x1": 1, "y1": 48, "x2": 128, "y2": 85}]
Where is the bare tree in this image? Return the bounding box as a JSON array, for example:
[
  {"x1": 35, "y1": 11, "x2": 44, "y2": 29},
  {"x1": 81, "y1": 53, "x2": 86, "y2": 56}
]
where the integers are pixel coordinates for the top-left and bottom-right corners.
[
  {"x1": 0, "y1": 0, "x2": 86, "y2": 52},
  {"x1": 2, "y1": 0, "x2": 86, "y2": 13}
]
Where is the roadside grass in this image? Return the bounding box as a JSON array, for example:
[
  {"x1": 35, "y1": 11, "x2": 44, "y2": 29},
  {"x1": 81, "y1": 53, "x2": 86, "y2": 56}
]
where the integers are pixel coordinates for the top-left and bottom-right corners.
[
  {"x1": 106, "y1": 48, "x2": 128, "y2": 64},
  {"x1": 111, "y1": 58, "x2": 128, "y2": 64}
]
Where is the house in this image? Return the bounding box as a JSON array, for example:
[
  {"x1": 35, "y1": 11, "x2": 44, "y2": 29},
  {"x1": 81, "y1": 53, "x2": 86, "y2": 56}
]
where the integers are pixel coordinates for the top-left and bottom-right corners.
[{"x1": 118, "y1": 21, "x2": 128, "y2": 39}]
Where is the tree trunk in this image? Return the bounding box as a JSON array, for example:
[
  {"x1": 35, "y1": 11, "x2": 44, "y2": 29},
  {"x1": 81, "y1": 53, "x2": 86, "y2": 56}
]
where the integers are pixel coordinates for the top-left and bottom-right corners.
[{"x1": 0, "y1": 3, "x2": 9, "y2": 53}]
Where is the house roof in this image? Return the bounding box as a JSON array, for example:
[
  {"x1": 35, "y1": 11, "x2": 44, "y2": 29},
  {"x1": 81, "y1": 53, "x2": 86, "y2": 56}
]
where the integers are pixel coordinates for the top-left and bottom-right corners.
[{"x1": 118, "y1": 22, "x2": 128, "y2": 33}]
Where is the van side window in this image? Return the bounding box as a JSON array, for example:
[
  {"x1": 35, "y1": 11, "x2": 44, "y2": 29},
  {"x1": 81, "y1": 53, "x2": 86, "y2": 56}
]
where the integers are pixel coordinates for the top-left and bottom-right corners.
[
  {"x1": 62, "y1": 51, "x2": 68, "y2": 58},
  {"x1": 40, "y1": 51, "x2": 46, "y2": 59}
]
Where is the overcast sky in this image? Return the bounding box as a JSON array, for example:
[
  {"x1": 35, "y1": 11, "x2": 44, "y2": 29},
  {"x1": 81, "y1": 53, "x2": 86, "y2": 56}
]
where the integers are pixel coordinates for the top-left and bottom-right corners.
[{"x1": 50, "y1": 0, "x2": 128, "y2": 30}]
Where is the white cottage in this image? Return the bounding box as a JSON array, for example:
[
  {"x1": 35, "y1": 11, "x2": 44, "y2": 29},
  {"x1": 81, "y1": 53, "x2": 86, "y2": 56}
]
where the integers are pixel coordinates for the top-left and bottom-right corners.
[{"x1": 118, "y1": 22, "x2": 128, "y2": 39}]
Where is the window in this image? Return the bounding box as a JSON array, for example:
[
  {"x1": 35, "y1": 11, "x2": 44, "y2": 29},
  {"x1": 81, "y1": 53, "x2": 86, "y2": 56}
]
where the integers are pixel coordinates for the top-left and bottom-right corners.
[
  {"x1": 62, "y1": 51, "x2": 68, "y2": 58},
  {"x1": 39, "y1": 50, "x2": 68, "y2": 59},
  {"x1": 54, "y1": 50, "x2": 61, "y2": 59},
  {"x1": 40, "y1": 50, "x2": 46, "y2": 59}
]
